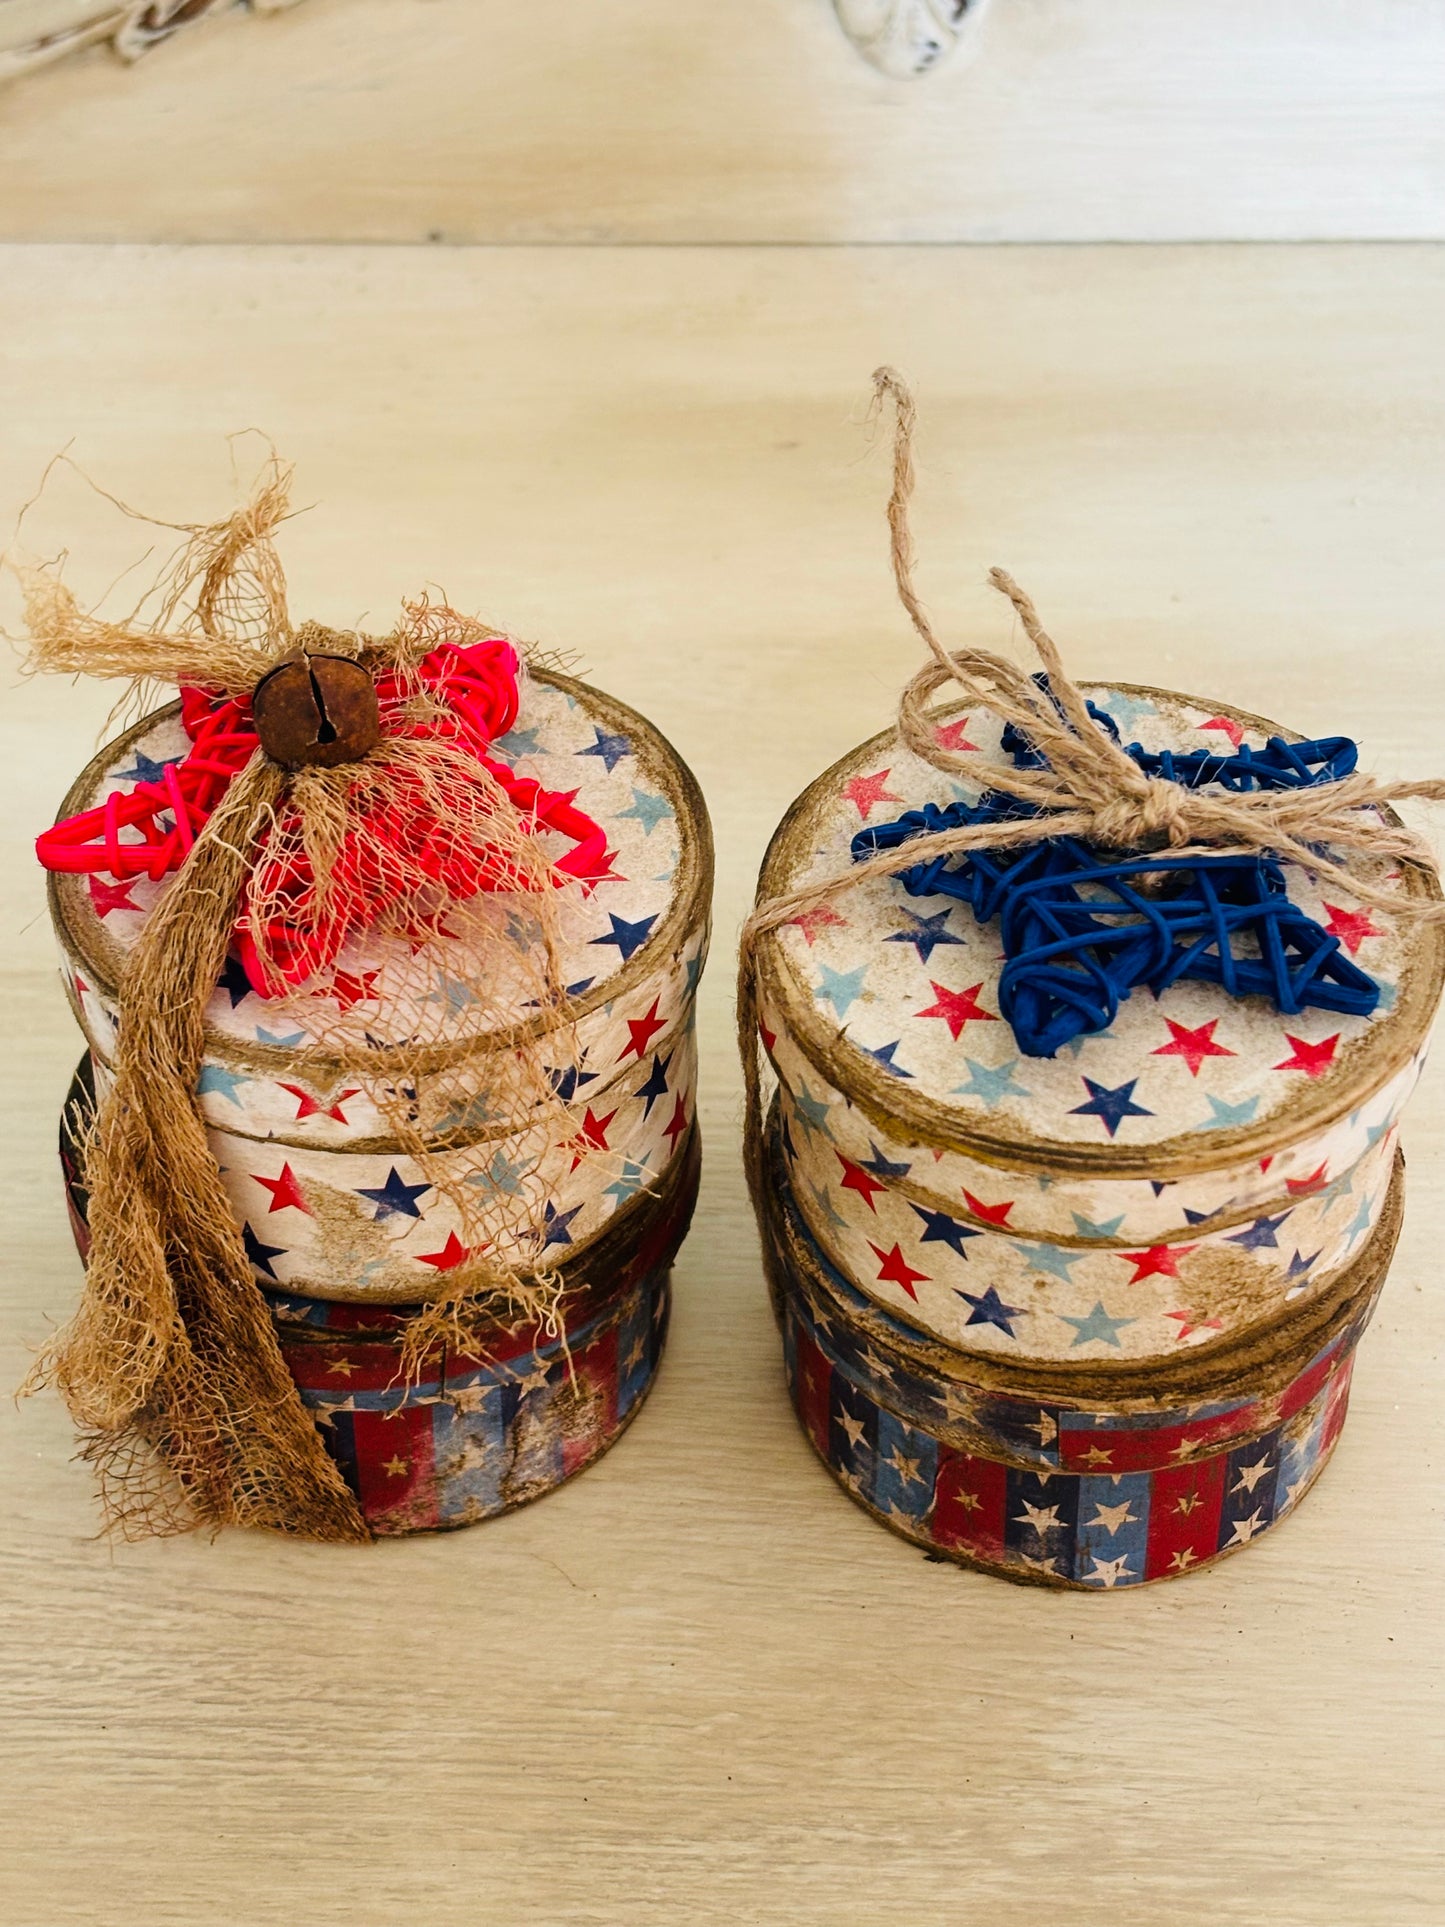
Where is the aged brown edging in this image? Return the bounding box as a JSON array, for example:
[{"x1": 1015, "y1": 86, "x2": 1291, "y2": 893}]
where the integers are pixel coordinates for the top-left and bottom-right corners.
[{"x1": 759, "y1": 1101, "x2": 1401, "y2": 1418}]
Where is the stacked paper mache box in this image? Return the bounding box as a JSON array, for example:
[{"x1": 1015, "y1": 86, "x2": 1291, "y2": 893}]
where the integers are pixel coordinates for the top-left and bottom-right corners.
[
  {"x1": 751, "y1": 684, "x2": 1442, "y2": 1588},
  {"x1": 51, "y1": 667, "x2": 711, "y2": 1535}
]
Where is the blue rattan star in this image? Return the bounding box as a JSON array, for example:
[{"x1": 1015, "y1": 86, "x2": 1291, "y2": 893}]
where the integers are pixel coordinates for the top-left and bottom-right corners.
[{"x1": 853, "y1": 688, "x2": 1380, "y2": 1058}]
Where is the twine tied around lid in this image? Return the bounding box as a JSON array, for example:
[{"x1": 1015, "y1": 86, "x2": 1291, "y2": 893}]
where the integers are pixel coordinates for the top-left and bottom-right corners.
[
  {"x1": 12, "y1": 459, "x2": 613, "y2": 1542},
  {"x1": 737, "y1": 366, "x2": 1445, "y2": 1214}
]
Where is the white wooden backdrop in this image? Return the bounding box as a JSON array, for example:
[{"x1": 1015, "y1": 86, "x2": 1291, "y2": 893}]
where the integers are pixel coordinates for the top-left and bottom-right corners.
[{"x1": 0, "y1": 0, "x2": 1442, "y2": 241}]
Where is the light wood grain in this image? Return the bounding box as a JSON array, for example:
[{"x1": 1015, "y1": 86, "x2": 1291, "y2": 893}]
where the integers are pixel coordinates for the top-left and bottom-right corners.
[
  {"x1": 1, "y1": 242, "x2": 1443, "y2": 1926},
  {"x1": 0, "y1": 0, "x2": 1443, "y2": 242}
]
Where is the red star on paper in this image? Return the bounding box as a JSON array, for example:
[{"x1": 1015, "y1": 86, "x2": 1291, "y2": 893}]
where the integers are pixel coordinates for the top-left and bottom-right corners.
[
  {"x1": 868, "y1": 1241, "x2": 929, "y2": 1301},
  {"x1": 88, "y1": 876, "x2": 141, "y2": 918},
  {"x1": 1273, "y1": 1033, "x2": 1339, "y2": 1079},
  {"x1": 325, "y1": 969, "x2": 381, "y2": 1012},
  {"x1": 915, "y1": 980, "x2": 998, "y2": 1042},
  {"x1": 569, "y1": 1106, "x2": 618, "y2": 1170},
  {"x1": 1322, "y1": 902, "x2": 1383, "y2": 956},
  {"x1": 837, "y1": 1153, "x2": 887, "y2": 1212},
  {"x1": 254, "y1": 1162, "x2": 312, "y2": 1216},
  {"x1": 279, "y1": 1083, "x2": 360, "y2": 1123},
  {"x1": 1285, "y1": 1162, "x2": 1330, "y2": 1197},
  {"x1": 1165, "y1": 1308, "x2": 1225, "y2": 1341},
  {"x1": 841, "y1": 769, "x2": 903, "y2": 822},
  {"x1": 788, "y1": 903, "x2": 848, "y2": 947},
  {"x1": 759, "y1": 1019, "x2": 777, "y2": 1055},
  {"x1": 618, "y1": 997, "x2": 667, "y2": 1062},
  {"x1": 962, "y1": 1189, "x2": 1014, "y2": 1228},
  {"x1": 417, "y1": 1231, "x2": 471, "y2": 1271},
  {"x1": 581, "y1": 841, "x2": 626, "y2": 893},
  {"x1": 1118, "y1": 1243, "x2": 1196, "y2": 1283},
  {"x1": 1152, "y1": 1017, "x2": 1235, "y2": 1078},
  {"x1": 1199, "y1": 716, "x2": 1244, "y2": 749},
  {"x1": 663, "y1": 1097, "x2": 689, "y2": 1153},
  {"x1": 933, "y1": 717, "x2": 979, "y2": 753}
]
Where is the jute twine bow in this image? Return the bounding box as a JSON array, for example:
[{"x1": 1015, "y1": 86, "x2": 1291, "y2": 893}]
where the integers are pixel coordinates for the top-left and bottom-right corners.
[
  {"x1": 737, "y1": 366, "x2": 1445, "y2": 1212},
  {"x1": 13, "y1": 463, "x2": 597, "y2": 1541}
]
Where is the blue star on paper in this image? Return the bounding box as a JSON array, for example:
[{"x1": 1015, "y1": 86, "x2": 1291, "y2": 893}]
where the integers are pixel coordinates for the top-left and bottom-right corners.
[
  {"x1": 815, "y1": 962, "x2": 867, "y2": 1020},
  {"x1": 1375, "y1": 981, "x2": 1397, "y2": 1012},
  {"x1": 429, "y1": 972, "x2": 478, "y2": 1016},
  {"x1": 911, "y1": 1204, "x2": 979, "y2": 1258},
  {"x1": 217, "y1": 953, "x2": 253, "y2": 1008},
  {"x1": 1064, "y1": 1028, "x2": 1115, "y2": 1058},
  {"x1": 435, "y1": 1093, "x2": 496, "y2": 1134},
  {"x1": 605, "y1": 1162, "x2": 649, "y2": 1205},
  {"x1": 540, "y1": 1200, "x2": 583, "y2": 1249},
  {"x1": 885, "y1": 907, "x2": 963, "y2": 965},
  {"x1": 792, "y1": 1080, "x2": 832, "y2": 1139},
  {"x1": 1069, "y1": 1078, "x2": 1154, "y2": 1138},
  {"x1": 616, "y1": 786, "x2": 672, "y2": 836},
  {"x1": 1072, "y1": 1210, "x2": 1124, "y2": 1239},
  {"x1": 1364, "y1": 1118, "x2": 1393, "y2": 1150},
  {"x1": 243, "y1": 1222, "x2": 286, "y2": 1280},
  {"x1": 807, "y1": 1180, "x2": 847, "y2": 1231},
  {"x1": 861, "y1": 1039, "x2": 912, "y2": 1079},
  {"x1": 953, "y1": 1057, "x2": 1032, "y2": 1109},
  {"x1": 1201, "y1": 1093, "x2": 1261, "y2": 1130},
  {"x1": 1344, "y1": 1196, "x2": 1374, "y2": 1251},
  {"x1": 494, "y1": 725, "x2": 542, "y2": 759},
  {"x1": 859, "y1": 1141, "x2": 911, "y2": 1180},
  {"x1": 465, "y1": 1150, "x2": 529, "y2": 1196},
  {"x1": 357, "y1": 1168, "x2": 431, "y2": 1221},
  {"x1": 1226, "y1": 1211, "x2": 1292, "y2": 1251},
  {"x1": 637, "y1": 1052, "x2": 672, "y2": 1117},
  {"x1": 1286, "y1": 1247, "x2": 1321, "y2": 1279},
  {"x1": 116, "y1": 747, "x2": 181, "y2": 786},
  {"x1": 685, "y1": 954, "x2": 704, "y2": 997},
  {"x1": 1012, "y1": 1241, "x2": 1084, "y2": 1283},
  {"x1": 254, "y1": 1026, "x2": 305, "y2": 1048},
  {"x1": 590, "y1": 912, "x2": 657, "y2": 963},
  {"x1": 196, "y1": 1064, "x2": 247, "y2": 1108},
  {"x1": 577, "y1": 725, "x2": 632, "y2": 773},
  {"x1": 1060, "y1": 1301, "x2": 1137, "y2": 1348},
  {"x1": 1099, "y1": 691, "x2": 1158, "y2": 735},
  {"x1": 548, "y1": 1061, "x2": 598, "y2": 1102},
  {"x1": 958, "y1": 1285, "x2": 1026, "y2": 1335}
]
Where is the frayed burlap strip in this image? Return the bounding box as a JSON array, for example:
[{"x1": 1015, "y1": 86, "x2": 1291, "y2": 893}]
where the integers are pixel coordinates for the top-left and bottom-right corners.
[
  {"x1": 737, "y1": 366, "x2": 1445, "y2": 1217},
  {"x1": 14, "y1": 464, "x2": 596, "y2": 1540}
]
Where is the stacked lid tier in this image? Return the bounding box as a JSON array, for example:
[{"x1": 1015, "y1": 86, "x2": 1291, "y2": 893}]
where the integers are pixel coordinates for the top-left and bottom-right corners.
[
  {"x1": 754, "y1": 683, "x2": 1442, "y2": 1371},
  {"x1": 51, "y1": 668, "x2": 712, "y2": 1302}
]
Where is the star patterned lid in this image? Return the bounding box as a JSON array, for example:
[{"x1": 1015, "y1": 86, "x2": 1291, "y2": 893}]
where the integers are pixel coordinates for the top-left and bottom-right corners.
[
  {"x1": 50, "y1": 667, "x2": 710, "y2": 1073},
  {"x1": 757, "y1": 683, "x2": 1444, "y2": 1181}
]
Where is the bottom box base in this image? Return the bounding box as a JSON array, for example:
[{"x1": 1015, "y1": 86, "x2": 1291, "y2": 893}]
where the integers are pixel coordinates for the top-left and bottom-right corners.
[
  {"x1": 762, "y1": 1110, "x2": 1399, "y2": 1590},
  {"x1": 59, "y1": 1056, "x2": 699, "y2": 1537}
]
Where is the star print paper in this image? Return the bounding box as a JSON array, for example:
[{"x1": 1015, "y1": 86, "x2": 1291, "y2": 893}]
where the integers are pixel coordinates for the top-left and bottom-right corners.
[
  {"x1": 755, "y1": 681, "x2": 1439, "y2": 1368},
  {"x1": 60, "y1": 671, "x2": 710, "y2": 1301},
  {"x1": 765, "y1": 686, "x2": 1430, "y2": 1154},
  {"x1": 776, "y1": 1146, "x2": 1365, "y2": 1587}
]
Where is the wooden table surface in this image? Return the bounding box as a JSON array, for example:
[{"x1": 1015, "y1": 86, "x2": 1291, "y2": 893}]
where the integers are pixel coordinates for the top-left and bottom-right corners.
[{"x1": 1, "y1": 242, "x2": 1442, "y2": 1926}]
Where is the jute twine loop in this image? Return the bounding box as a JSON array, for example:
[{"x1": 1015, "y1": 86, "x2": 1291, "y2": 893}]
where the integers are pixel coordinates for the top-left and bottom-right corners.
[
  {"x1": 737, "y1": 365, "x2": 1445, "y2": 1215},
  {"x1": 12, "y1": 464, "x2": 595, "y2": 1541}
]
